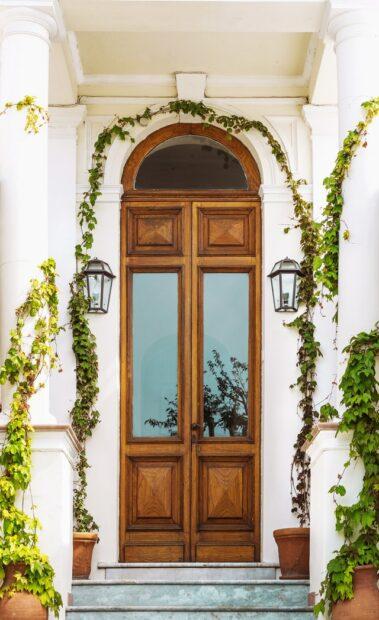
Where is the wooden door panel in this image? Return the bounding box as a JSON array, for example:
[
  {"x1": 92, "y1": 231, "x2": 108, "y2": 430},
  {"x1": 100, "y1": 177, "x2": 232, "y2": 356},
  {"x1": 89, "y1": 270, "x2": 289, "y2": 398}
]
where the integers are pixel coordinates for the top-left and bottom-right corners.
[
  {"x1": 128, "y1": 457, "x2": 182, "y2": 528},
  {"x1": 127, "y1": 206, "x2": 184, "y2": 255},
  {"x1": 198, "y1": 457, "x2": 253, "y2": 529},
  {"x1": 198, "y1": 206, "x2": 256, "y2": 256}
]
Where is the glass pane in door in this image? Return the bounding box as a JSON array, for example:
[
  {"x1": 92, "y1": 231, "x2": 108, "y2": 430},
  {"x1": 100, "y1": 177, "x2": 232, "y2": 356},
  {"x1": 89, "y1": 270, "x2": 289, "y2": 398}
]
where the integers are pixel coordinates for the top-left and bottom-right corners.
[
  {"x1": 202, "y1": 272, "x2": 249, "y2": 437},
  {"x1": 132, "y1": 272, "x2": 178, "y2": 437}
]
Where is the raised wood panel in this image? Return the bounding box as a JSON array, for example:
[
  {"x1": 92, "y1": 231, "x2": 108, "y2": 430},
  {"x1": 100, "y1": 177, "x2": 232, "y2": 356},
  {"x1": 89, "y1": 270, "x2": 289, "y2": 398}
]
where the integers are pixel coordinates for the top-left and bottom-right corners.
[
  {"x1": 198, "y1": 208, "x2": 255, "y2": 256},
  {"x1": 196, "y1": 544, "x2": 255, "y2": 562},
  {"x1": 127, "y1": 207, "x2": 183, "y2": 255},
  {"x1": 198, "y1": 457, "x2": 253, "y2": 530},
  {"x1": 128, "y1": 457, "x2": 182, "y2": 529},
  {"x1": 124, "y1": 543, "x2": 184, "y2": 562}
]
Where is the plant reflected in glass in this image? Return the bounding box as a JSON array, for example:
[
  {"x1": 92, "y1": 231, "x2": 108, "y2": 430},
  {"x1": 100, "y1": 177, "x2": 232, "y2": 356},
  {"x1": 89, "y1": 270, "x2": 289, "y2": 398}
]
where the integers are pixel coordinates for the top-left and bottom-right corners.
[{"x1": 145, "y1": 348, "x2": 248, "y2": 437}]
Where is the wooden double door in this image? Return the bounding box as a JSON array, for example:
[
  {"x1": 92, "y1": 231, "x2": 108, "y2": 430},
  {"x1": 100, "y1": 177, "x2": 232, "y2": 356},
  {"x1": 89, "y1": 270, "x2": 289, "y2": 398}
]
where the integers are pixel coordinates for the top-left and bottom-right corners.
[{"x1": 120, "y1": 197, "x2": 261, "y2": 562}]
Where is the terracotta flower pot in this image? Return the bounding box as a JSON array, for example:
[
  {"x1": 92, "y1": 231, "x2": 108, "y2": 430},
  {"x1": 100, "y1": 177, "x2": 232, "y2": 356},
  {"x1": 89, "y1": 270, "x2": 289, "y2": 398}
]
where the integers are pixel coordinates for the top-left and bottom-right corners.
[
  {"x1": 0, "y1": 563, "x2": 47, "y2": 619},
  {"x1": 332, "y1": 565, "x2": 379, "y2": 620},
  {"x1": 73, "y1": 531, "x2": 98, "y2": 579},
  {"x1": 273, "y1": 527, "x2": 310, "y2": 579}
]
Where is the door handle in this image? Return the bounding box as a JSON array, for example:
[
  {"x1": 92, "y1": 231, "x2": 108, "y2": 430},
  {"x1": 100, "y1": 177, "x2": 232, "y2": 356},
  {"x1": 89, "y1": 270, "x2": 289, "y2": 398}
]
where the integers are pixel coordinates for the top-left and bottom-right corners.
[{"x1": 191, "y1": 423, "x2": 201, "y2": 431}]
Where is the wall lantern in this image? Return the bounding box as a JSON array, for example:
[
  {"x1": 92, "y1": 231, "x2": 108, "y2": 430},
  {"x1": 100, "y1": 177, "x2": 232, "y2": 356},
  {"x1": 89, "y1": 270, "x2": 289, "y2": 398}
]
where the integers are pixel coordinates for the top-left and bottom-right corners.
[
  {"x1": 268, "y1": 258, "x2": 303, "y2": 312},
  {"x1": 83, "y1": 258, "x2": 116, "y2": 314}
]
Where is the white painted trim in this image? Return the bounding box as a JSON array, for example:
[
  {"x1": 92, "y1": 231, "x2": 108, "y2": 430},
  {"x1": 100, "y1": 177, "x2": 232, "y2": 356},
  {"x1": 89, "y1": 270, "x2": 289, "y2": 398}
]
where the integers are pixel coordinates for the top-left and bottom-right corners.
[
  {"x1": 0, "y1": 425, "x2": 79, "y2": 468},
  {"x1": 207, "y1": 74, "x2": 308, "y2": 89},
  {"x1": 302, "y1": 104, "x2": 339, "y2": 136},
  {"x1": 80, "y1": 96, "x2": 308, "y2": 106},
  {"x1": 76, "y1": 73, "x2": 308, "y2": 91},
  {"x1": 0, "y1": 7, "x2": 57, "y2": 44},
  {"x1": 306, "y1": 428, "x2": 352, "y2": 468},
  {"x1": 76, "y1": 183, "x2": 123, "y2": 204},
  {"x1": 176, "y1": 72, "x2": 207, "y2": 101},
  {"x1": 48, "y1": 104, "x2": 86, "y2": 129},
  {"x1": 72, "y1": 71, "x2": 310, "y2": 92},
  {"x1": 67, "y1": 30, "x2": 84, "y2": 84},
  {"x1": 259, "y1": 183, "x2": 313, "y2": 202},
  {"x1": 80, "y1": 73, "x2": 176, "y2": 87},
  {"x1": 302, "y1": 33, "x2": 319, "y2": 84}
]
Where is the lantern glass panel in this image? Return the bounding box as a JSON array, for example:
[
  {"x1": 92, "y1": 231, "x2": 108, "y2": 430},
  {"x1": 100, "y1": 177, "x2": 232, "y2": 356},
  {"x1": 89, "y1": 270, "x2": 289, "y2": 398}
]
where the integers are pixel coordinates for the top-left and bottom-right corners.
[
  {"x1": 294, "y1": 274, "x2": 300, "y2": 311},
  {"x1": 281, "y1": 272, "x2": 295, "y2": 309},
  {"x1": 88, "y1": 273, "x2": 102, "y2": 311},
  {"x1": 102, "y1": 275, "x2": 113, "y2": 312},
  {"x1": 271, "y1": 274, "x2": 281, "y2": 310}
]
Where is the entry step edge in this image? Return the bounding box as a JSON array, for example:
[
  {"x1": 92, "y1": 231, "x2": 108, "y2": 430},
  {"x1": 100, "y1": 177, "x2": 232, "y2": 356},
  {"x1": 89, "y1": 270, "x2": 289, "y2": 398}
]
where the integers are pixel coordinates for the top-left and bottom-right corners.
[
  {"x1": 73, "y1": 579, "x2": 309, "y2": 586},
  {"x1": 67, "y1": 606, "x2": 313, "y2": 612},
  {"x1": 98, "y1": 562, "x2": 280, "y2": 568}
]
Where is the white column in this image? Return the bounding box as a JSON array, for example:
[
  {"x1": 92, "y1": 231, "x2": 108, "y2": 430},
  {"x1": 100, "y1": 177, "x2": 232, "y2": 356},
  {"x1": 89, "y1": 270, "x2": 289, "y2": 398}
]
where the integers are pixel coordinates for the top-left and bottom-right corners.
[
  {"x1": 307, "y1": 5, "x2": 379, "y2": 609},
  {"x1": 329, "y1": 6, "x2": 379, "y2": 351},
  {"x1": 48, "y1": 106, "x2": 87, "y2": 424},
  {"x1": 0, "y1": 8, "x2": 57, "y2": 423},
  {"x1": 302, "y1": 105, "x2": 338, "y2": 407}
]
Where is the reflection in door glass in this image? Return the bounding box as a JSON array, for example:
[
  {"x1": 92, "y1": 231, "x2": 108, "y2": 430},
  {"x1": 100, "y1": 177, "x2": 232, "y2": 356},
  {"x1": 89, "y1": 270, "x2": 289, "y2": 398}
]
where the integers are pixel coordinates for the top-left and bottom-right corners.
[
  {"x1": 133, "y1": 272, "x2": 178, "y2": 437},
  {"x1": 203, "y1": 273, "x2": 249, "y2": 437}
]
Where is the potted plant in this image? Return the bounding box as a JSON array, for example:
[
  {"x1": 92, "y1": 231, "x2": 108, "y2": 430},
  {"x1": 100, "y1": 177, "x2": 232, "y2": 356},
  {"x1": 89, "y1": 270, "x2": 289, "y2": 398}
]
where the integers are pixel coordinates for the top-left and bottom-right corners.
[
  {"x1": 315, "y1": 543, "x2": 379, "y2": 618},
  {"x1": 0, "y1": 554, "x2": 61, "y2": 620},
  {"x1": 273, "y1": 441, "x2": 311, "y2": 579}
]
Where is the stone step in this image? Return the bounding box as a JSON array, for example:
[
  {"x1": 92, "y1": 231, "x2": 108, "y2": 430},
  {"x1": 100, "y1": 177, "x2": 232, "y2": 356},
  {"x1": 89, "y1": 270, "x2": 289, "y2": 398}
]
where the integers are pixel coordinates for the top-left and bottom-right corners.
[
  {"x1": 66, "y1": 605, "x2": 313, "y2": 619},
  {"x1": 99, "y1": 562, "x2": 280, "y2": 582},
  {"x1": 72, "y1": 580, "x2": 309, "y2": 609}
]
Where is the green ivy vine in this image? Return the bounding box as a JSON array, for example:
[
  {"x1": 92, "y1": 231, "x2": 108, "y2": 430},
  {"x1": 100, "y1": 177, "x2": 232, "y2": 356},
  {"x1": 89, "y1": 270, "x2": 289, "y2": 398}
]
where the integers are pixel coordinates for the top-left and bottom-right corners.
[
  {"x1": 72, "y1": 99, "x2": 320, "y2": 528},
  {"x1": 315, "y1": 325, "x2": 379, "y2": 615},
  {"x1": 315, "y1": 97, "x2": 379, "y2": 300},
  {"x1": 0, "y1": 95, "x2": 49, "y2": 134},
  {"x1": 69, "y1": 272, "x2": 99, "y2": 532},
  {"x1": 0, "y1": 260, "x2": 62, "y2": 616}
]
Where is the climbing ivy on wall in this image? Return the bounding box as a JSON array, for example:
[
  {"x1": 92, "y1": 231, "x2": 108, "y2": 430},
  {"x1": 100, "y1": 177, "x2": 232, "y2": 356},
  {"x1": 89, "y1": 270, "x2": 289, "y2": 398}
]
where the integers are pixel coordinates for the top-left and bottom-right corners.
[
  {"x1": 0, "y1": 99, "x2": 61, "y2": 615},
  {"x1": 315, "y1": 97, "x2": 379, "y2": 301},
  {"x1": 69, "y1": 272, "x2": 99, "y2": 532},
  {"x1": 72, "y1": 99, "x2": 320, "y2": 528},
  {"x1": 0, "y1": 260, "x2": 62, "y2": 616},
  {"x1": 315, "y1": 325, "x2": 379, "y2": 615}
]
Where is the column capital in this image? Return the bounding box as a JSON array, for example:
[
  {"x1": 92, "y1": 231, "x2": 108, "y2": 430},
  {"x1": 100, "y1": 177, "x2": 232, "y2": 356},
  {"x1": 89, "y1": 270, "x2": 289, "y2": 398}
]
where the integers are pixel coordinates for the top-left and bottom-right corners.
[
  {"x1": 327, "y1": 6, "x2": 379, "y2": 46},
  {"x1": 1, "y1": 7, "x2": 57, "y2": 44},
  {"x1": 304, "y1": 422, "x2": 351, "y2": 467},
  {"x1": 259, "y1": 183, "x2": 312, "y2": 204},
  {"x1": 302, "y1": 105, "x2": 338, "y2": 137},
  {"x1": 48, "y1": 105, "x2": 86, "y2": 139}
]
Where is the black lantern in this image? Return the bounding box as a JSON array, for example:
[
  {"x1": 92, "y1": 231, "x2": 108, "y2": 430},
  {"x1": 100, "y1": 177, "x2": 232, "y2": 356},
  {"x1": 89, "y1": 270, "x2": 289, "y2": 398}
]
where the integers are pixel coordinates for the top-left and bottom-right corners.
[
  {"x1": 83, "y1": 258, "x2": 116, "y2": 314},
  {"x1": 268, "y1": 258, "x2": 302, "y2": 312}
]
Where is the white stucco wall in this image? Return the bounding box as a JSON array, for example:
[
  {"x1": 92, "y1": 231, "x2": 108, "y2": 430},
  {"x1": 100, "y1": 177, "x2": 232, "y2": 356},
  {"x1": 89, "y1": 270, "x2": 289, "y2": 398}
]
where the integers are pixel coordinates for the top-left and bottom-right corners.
[{"x1": 50, "y1": 99, "x2": 320, "y2": 572}]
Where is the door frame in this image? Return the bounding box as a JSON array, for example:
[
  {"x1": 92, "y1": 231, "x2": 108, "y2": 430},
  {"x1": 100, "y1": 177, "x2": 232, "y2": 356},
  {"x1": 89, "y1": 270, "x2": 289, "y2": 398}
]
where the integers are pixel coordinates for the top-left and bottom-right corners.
[{"x1": 119, "y1": 123, "x2": 262, "y2": 562}]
